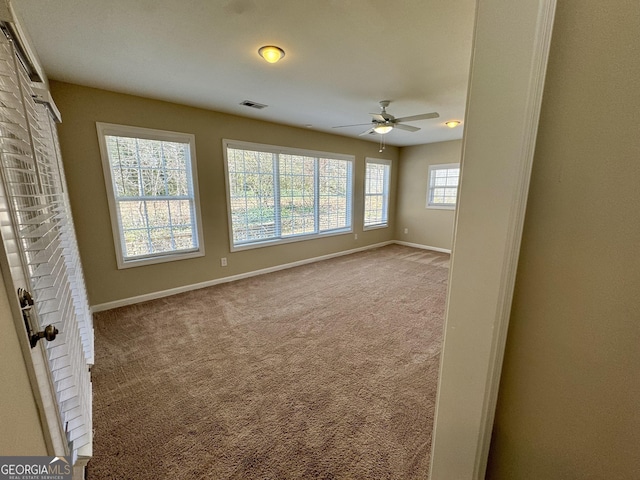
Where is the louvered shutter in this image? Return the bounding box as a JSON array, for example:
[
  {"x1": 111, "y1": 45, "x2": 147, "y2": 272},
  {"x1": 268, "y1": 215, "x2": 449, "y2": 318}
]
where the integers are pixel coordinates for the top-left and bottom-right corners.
[{"x1": 0, "y1": 32, "x2": 92, "y2": 460}]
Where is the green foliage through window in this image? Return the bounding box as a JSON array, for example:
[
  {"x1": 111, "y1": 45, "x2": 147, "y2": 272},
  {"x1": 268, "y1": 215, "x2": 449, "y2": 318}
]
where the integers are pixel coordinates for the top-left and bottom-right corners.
[{"x1": 226, "y1": 143, "x2": 353, "y2": 247}]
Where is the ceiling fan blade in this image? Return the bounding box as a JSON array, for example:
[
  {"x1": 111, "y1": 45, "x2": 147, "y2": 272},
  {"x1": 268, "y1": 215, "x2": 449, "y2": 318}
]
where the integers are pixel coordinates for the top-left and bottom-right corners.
[
  {"x1": 394, "y1": 112, "x2": 440, "y2": 123},
  {"x1": 394, "y1": 123, "x2": 421, "y2": 132},
  {"x1": 368, "y1": 113, "x2": 386, "y2": 122},
  {"x1": 358, "y1": 128, "x2": 375, "y2": 136},
  {"x1": 332, "y1": 122, "x2": 374, "y2": 129}
]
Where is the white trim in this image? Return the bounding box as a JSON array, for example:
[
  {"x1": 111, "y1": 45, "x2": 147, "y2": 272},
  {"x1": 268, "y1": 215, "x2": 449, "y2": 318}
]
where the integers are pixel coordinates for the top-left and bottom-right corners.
[
  {"x1": 229, "y1": 228, "x2": 353, "y2": 252},
  {"x1": 362, "y1": 224, "x2": 388, "y2": 232},
  {"x1": 73, "y1": 443, "x2": 91, "y2": 480},
  {"x1": 429, "y1": 1, "x2": 557, "y2": 478},
  {"x1": 223, "y1": 138, "x2": 355, "y2": 162},
  {"x1": 363, "y1": 157, "x2": 392, "y2": 166},
  {"x1": 96, "y1": 122, "x2": 205, "y2": 269},
  {"x1": 32, "y1": 87, "x2": 62, "y2": 123},
  {"x1": 393, "y1": 240, "x2": 452, "y2": 254},
  {"x1": 91, "y1": 241, "x2": 393, "y2": 312},
  {"x1": 474, "y1": 2, "x2": 558, "y2": 474},
  {"x1": 0, "y1": 1, "x2": 47, "y2": 83},
  {"x1": 425, "y1": 205, "x2": 455, "y2": 211}
]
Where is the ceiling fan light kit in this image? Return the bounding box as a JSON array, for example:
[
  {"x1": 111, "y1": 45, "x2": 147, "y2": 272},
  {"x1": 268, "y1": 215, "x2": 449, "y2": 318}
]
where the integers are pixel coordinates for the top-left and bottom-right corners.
[
  {"x1": 445, "y1": 120, "x2": 461, "y2": 128},
  {"x1": 333, "y1": 100, "x2": 440, "y2": 137},
  {"x1": 373, "y1": 124, "x2": 393, "y2": 134}
]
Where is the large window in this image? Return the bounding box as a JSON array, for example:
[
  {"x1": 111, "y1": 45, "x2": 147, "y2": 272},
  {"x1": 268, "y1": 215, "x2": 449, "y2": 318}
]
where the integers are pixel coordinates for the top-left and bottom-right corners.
[
  {"x1": 97, "y1": 123, "x2": 204, "y2": 268},
  {"x1": 224, "y1": 140, "x2": 353, "y2": 250},
  {"x1": 364, "y1": 158, "x2": 391, "y2": 229},
  {"x1": 427, "y1": 163, "x2": 460, "y2": 209}
]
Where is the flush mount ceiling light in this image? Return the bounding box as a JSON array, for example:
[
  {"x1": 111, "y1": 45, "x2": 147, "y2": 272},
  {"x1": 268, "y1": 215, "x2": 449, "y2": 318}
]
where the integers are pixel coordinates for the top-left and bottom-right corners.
[
  {"x1": 258, "y1": 45, "x2": 285, "y2": 64},
  {"x1": 373, "y1": 124, "x2": 393, "y2": 134},
  {"x1": 445, "y1": 120, "x2": 461, "y2": 128}
]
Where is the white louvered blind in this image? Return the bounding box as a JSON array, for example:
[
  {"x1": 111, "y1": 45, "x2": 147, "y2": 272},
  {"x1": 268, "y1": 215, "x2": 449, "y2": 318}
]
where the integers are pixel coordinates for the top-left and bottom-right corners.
[{"x1": 0, "y1": 32, "x2": 92, "y2": 459}]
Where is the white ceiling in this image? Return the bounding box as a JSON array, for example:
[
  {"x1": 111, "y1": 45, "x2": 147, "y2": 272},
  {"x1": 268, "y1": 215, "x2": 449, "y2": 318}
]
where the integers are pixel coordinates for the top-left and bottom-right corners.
[{"x1": 11, "y1": 0, "x2": 475, "y2": 147}]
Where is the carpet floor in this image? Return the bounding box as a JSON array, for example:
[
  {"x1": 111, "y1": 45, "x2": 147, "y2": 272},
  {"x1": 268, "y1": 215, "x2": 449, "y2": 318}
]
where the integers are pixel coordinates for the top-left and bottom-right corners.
[{"x1": 88, "y1": 244, "x2": 449, "y2": 479}]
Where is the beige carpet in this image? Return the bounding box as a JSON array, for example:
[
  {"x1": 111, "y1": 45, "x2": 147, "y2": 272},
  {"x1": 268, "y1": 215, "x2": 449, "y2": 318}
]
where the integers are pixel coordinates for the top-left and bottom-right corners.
[{"x1": 89, "y1": 244, "x2": 449, "y2": 479}]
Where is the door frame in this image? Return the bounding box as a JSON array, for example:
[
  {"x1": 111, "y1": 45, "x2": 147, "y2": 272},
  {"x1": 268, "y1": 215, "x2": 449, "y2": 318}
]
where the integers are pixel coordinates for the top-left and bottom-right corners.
[
  {"x1": 429, "y1": 0, "x2": 557, "y2": 478},
  {"x1": 1, "y1": 0, "x2": 558, "y2": 473}
]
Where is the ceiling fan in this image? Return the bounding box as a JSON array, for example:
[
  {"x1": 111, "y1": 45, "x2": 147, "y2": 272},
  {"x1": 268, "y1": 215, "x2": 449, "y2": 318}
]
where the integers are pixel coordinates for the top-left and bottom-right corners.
[{"x1": 332, "y1": 100, "x2": 439, "y2": 136}]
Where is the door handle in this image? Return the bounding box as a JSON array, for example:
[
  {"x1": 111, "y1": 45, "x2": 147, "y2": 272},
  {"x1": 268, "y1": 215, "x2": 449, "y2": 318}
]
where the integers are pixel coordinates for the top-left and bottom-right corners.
[
  {"x1": 30, "y1": 324, "x2": 59, "y2": 348},
  {"x1": 18, "y1": 288, "x2": 60, "y2": 348}
]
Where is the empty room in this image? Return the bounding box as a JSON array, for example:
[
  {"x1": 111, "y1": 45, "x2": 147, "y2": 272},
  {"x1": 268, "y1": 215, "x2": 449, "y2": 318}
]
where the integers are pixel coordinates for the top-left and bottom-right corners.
[{"x1": 2, "y1": 1, "x2": 639, "y2": 480}]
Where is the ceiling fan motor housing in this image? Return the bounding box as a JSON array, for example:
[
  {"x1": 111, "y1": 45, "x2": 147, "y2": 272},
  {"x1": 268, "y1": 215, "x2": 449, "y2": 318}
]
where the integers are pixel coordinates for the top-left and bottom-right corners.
[{"x1": 332, "y1": 99, "x2": 439, "y2": 136}]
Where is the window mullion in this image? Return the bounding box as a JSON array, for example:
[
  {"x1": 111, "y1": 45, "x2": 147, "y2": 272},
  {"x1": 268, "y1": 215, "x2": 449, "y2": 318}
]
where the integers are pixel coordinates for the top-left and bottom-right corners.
[
  {"x1": 135, "y1": 138, "x2": 143, "y2": 197},
  {"x1": 314, "y1": 158, "x2": 320, "y2": 234},
  {"x1": 242, "y1": 151, "x2": 249, "y2": 239},
  {"x1": 347, "y1": 162, "x2": 353, "y2": 227},
  {"x1": 160, "y1": 142, "x2": 176, "y2": 250},
  {"x1": 133, "y1": 138, "x2": 153, "y2": 253},
  {"x1": 117, "y1": 137, "x2": 125, "y2": 197},
  {"x1": 273, "y1": 152, "x2": 281, "y2": 237},
  {"x1": 382, "y1": 165, "x2": 390, "y2": 223},
  {"x1": 186, "y1": 144, "x2": 198, "y2": 249}
]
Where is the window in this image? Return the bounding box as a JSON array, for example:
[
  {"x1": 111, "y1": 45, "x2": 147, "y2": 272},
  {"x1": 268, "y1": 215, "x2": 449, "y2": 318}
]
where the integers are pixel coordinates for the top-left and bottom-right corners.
[
  {"x1": 364, "y1": 158, "x2": 391, "y2": 228},
  {"x1": 427, "y1": 163, "x2": 460, "y2": 209},
  {"x1": 224, "y1": 140, "x2": 353, "y2": 250},
  {"x1": 96, "y1": 123, "x2": 204, "y2": 268}
]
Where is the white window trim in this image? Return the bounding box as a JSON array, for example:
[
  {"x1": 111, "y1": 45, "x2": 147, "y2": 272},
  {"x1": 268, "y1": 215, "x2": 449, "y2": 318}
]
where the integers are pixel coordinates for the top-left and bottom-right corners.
[
  {"x1": 223, "y1": 139, "x2": 355, "y2": 252},
  {"x1": 96, "y1": 122, "x2": 205, "y2": 269},
  {"x1": 426, "y1": 162, "x2": 460, "y2": 210},
  {"x1": 363, "y1": 158, "x2": 391, "y2": 230}
]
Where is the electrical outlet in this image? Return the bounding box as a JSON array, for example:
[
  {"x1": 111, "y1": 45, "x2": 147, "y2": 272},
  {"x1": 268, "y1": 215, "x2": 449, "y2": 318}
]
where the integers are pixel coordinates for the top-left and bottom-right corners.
[
  {"x1": 354, "y1": 233, "x2": 358, "y2": 240},
  {"x1": 220, "y1": 257, "x2": 227, "y2": 267},
  {"x1": 404, "y1": 228, "x2": 409, "y2": 234}
]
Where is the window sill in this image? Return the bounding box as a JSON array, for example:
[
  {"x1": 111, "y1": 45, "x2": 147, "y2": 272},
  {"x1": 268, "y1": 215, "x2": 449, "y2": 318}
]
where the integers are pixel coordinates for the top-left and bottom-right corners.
[
  {"x1": 363, "y1": 223, "x2": 389, "y2": 231},
  {"x1": 117, "y1": 248, "x2": 205, "y2": 269},
  {"x1": 426, "y1": 205, "x2": 456, "y2": 211},
  {"x1": 230, "y1": 228, "x2": 353, "y2": 252}
]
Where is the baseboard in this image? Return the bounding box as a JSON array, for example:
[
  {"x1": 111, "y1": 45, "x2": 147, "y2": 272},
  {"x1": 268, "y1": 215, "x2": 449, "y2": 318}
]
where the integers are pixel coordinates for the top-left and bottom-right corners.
[
  {"x1": 91, "y1": 241, "x2": 394, "y2": 313},
  {"x1": 393, "y1": 241, "x2": 452, "y2": 254}
]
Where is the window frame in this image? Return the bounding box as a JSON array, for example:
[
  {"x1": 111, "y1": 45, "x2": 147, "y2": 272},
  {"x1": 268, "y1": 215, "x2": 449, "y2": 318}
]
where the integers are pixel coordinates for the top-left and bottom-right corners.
[
  {"x1": 426, "y1": 163, "x2": 460, "y2": 210},
  {"x1": 96, "y1": 122, "x2": 205, "y2": 269},
  {"x1": 223, "y1": 139, "x2": 355, "y2": 252},
  {"x1": 363, "y1": 158, "x2": 392, "y2": 230}
]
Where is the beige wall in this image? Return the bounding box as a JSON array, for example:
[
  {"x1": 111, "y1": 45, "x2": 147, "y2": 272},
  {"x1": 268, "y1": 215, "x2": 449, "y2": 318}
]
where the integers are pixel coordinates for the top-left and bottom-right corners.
[
  {"x1": 487, "y1": 1, "x2": 640, "y2": 478},
  {"x1": 50, "y1": 82, "x2": 399, "y2": 307},
  {"x1": 396, "y1": 140, "x2": 460, "y2": 250},
  {"x1": 0, "y1": 272, "x2": 48, "y2": 455}
]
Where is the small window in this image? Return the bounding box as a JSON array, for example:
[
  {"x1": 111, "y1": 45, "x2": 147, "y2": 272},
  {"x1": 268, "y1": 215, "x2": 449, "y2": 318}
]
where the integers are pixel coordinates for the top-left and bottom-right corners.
[
  {"x1": 364, "y1": 158, "x2": 391, "y2": 229},
  {"x1": 427, "y1": 163, "x2": 460, "y2": 209},
  {"x1": 96, "y1": 123, "x2": 204, "y2": 268}
]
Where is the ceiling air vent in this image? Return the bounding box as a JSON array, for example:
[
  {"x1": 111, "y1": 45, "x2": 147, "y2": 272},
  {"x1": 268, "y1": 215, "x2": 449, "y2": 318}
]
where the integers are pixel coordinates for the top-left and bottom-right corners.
[{"x1": 240, "y1": 100, "x2": 268, "y2": 110}]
